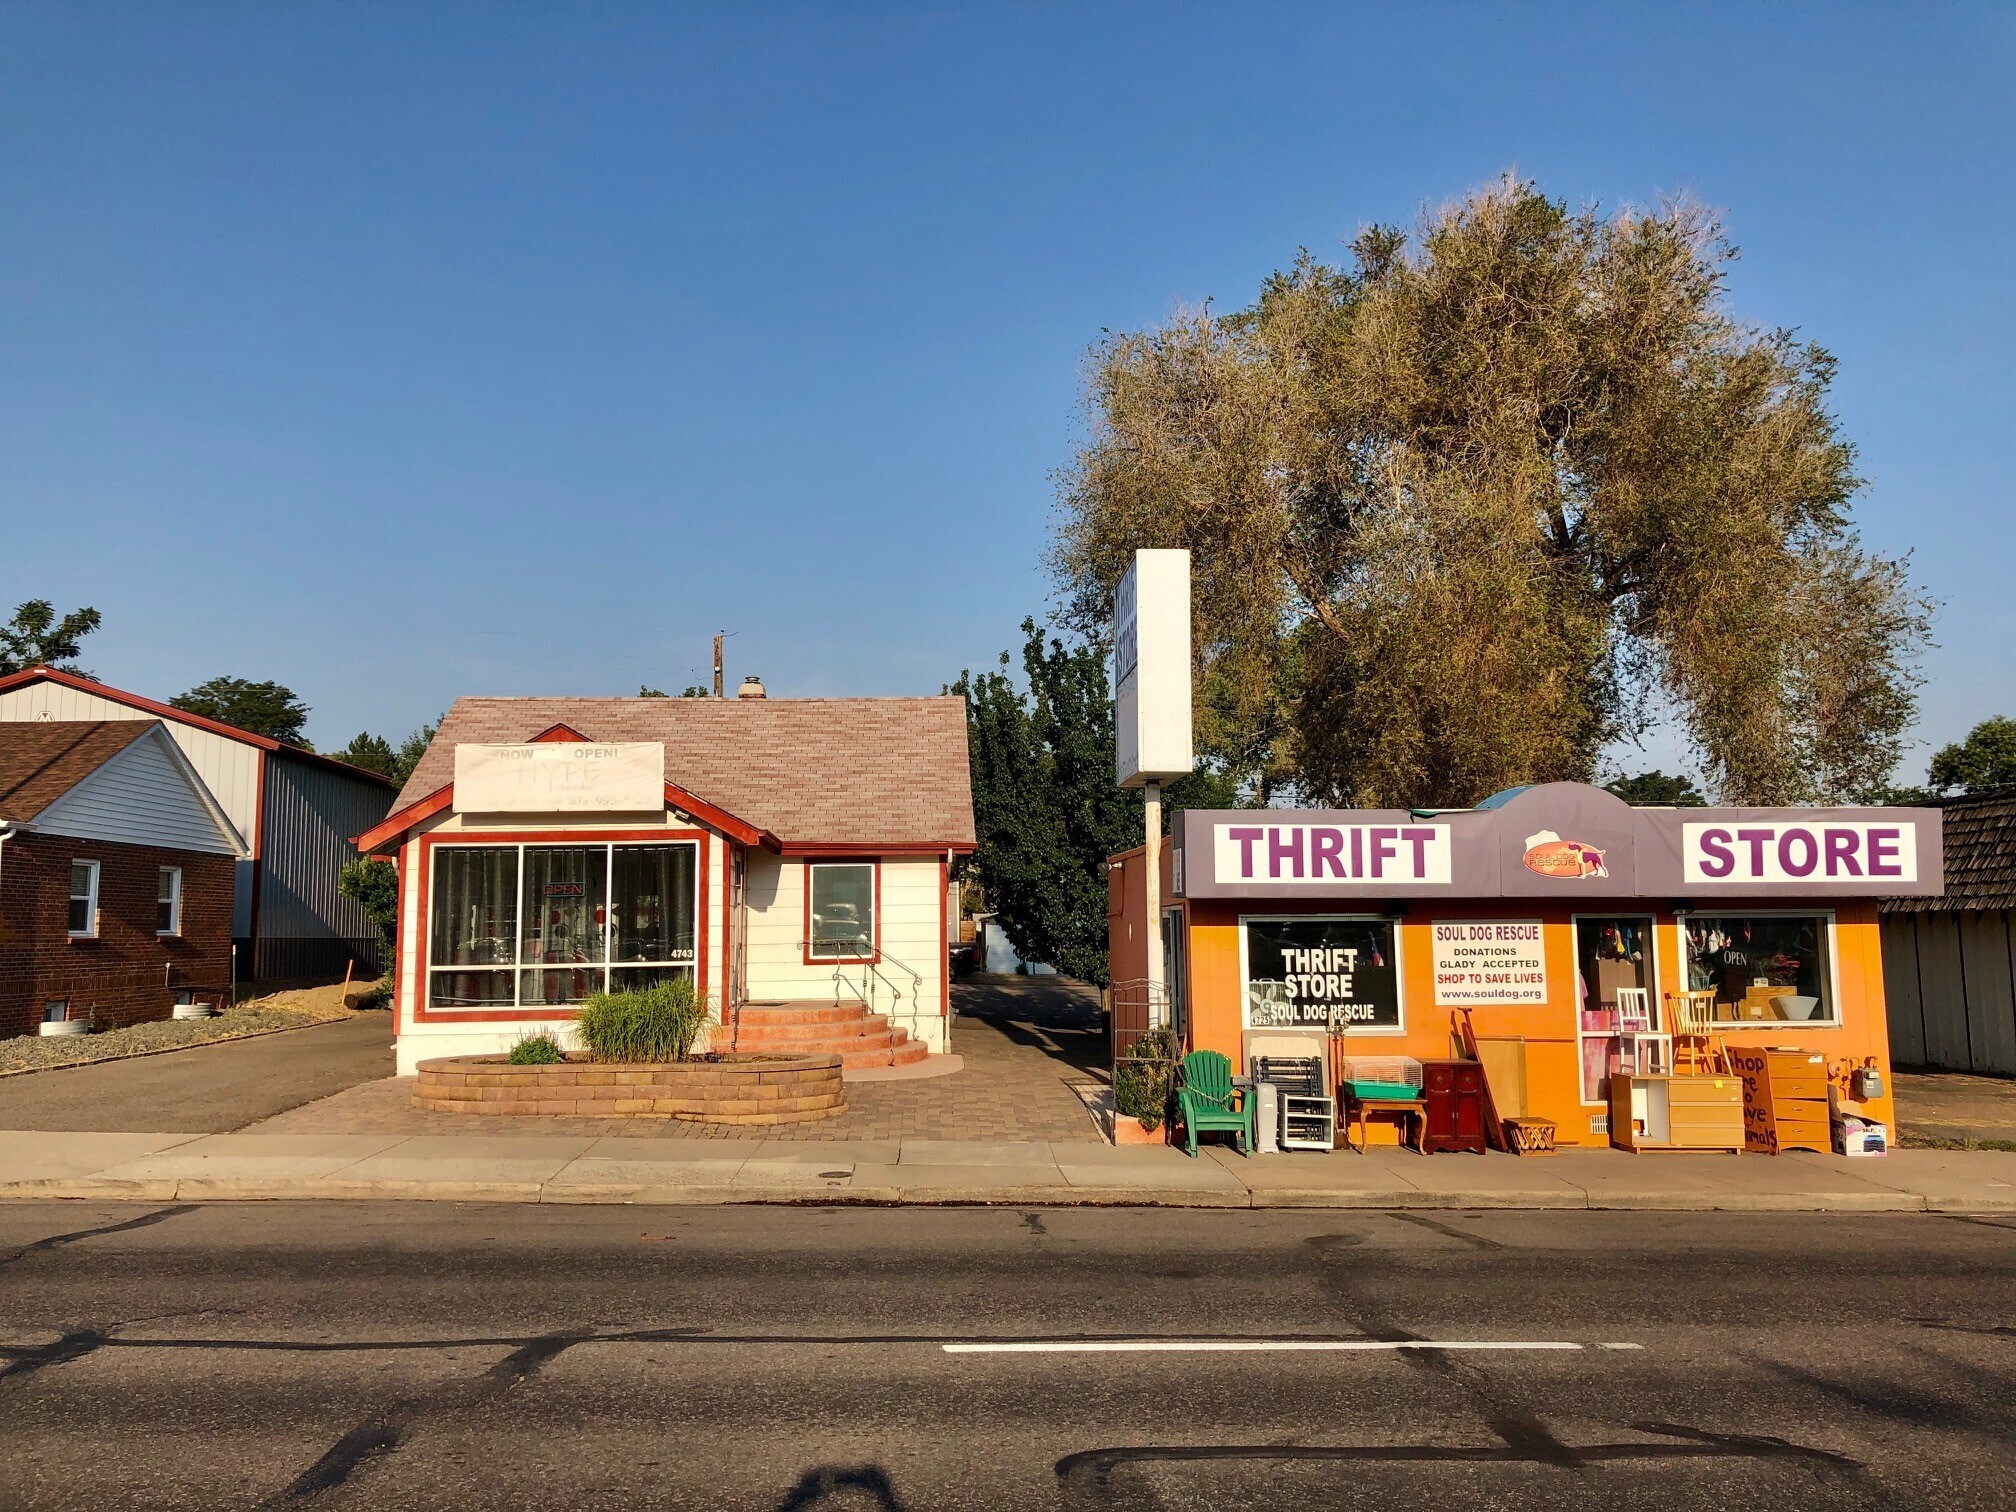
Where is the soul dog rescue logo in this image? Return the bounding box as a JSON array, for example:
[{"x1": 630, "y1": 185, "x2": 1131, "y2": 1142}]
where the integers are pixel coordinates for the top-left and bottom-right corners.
[{"x1": 1522, "y1": 830, "x2": 1608, "y2": 879}]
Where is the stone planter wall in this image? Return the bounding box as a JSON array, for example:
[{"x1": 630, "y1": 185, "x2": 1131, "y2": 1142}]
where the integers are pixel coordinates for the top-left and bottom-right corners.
[{"x1": 412, "y1": 1052, "x2": 845, "y2": 1124}]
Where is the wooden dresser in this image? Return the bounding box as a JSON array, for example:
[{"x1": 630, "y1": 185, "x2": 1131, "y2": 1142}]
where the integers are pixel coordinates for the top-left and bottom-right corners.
[
  {"x1": 1609, "y1": 1072, "x2": 1745, "y2": 1153},
  {"x1": 1727, "y1": 1048, "x2": 1832, "y2": 1153}
]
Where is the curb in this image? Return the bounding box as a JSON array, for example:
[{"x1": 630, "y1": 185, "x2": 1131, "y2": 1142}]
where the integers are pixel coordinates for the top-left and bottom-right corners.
[{"x1": 4, "y1": 1178, "x2": 2012, "y2": 1212}]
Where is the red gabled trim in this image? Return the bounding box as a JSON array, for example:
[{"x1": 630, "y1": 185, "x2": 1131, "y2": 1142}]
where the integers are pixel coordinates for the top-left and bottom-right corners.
[
  {"x1": 0, "y1": 666, "x2": 396, "y2": 786},
  {"x1": 411, "y1": 826, "x2": 710, "y2": 1023},
  {"x1": 530, "y1": 723, "x2": 590, "y2": 743},
  {"x1": 780, "y1": 840, "x2": 975, "y2": 857},
  {"x1": 802, "y1": 855, "x2": 883, "y2": 967},
  {"x1": 664, "y1": 782, "x2": 774, "y2": 849},
  {"x1": 355, "y1": 784, "x2": 455, "y2": 856}
]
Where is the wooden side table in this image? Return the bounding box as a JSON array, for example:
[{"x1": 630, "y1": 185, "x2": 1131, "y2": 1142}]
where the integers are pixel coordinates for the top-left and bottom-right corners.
[{"x1": 1344, "y1": 1094, "x2": 1426, "y2": 1153}]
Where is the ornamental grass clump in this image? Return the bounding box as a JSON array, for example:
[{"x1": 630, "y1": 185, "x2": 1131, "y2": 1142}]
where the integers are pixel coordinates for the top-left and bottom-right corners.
[
  {"x1": 506, "y1": 1030, "x2": 565, "y2": 1066},
  {"x1": 574, "y1": 978, "x2": 714, "y2": 1063}
]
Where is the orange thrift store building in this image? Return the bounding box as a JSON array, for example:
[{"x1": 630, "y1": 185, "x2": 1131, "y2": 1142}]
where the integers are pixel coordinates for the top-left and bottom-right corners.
[{"x1": 1110, "y1": 782, "x2": 1944, "y2": 1148}]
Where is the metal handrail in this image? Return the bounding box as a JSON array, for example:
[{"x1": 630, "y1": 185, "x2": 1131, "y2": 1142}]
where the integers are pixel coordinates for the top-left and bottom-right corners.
[{"x1": 798, "y1": 941, "x2": 928, "y2": 1065}]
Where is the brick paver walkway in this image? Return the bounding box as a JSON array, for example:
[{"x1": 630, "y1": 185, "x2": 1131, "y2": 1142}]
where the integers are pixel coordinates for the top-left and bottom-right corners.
[{"x1": 244, "y1": 974, "x2": 1110, "y2": 1142}]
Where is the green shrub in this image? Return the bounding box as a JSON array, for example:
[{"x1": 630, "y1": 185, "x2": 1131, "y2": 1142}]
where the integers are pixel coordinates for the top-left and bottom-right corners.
[
  {"x1": 574, "y1": 977, "x2": 714, "y2": 1063},
  {"x1": 506, "y1": 1030, "x2": 565, "y2": 1066},
  {"x1": 1114, "y1": 1025, "x2": 1180, "y2": 1131}
]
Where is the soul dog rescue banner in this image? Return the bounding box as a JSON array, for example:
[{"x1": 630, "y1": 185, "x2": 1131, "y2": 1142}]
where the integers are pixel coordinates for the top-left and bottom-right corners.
[
  {"x1": 1430, "y1": 920, "x2": 1548, "y2": 1006},
  {"x1": 1241, "y1": 917, "x2": 1402, "y2": 1031}
]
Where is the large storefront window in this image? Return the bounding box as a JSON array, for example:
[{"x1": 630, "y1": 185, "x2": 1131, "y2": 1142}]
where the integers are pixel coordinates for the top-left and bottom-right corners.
[
  {"x1": 429, "y1": 841, "x2": 698, "y2": 1010},
  {"x1": 1684, "y1": 913, "x2": 1837, "y2": 1025},
  {"x1": 1241, "y1": 916, "x2": 1402, "y2": 1032}
]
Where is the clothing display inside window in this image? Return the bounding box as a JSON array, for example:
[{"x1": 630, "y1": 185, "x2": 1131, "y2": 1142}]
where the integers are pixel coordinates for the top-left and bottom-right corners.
[
  {"x1": 1685, "y1": 914, "x2": 1835, "y2": 1023},
  {"x1": 1574, "y1": 916, "x2": 1654, "y2": 1105}
]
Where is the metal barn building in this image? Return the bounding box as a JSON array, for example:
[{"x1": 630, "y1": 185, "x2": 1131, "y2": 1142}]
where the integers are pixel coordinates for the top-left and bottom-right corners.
[
  {"x1": 1881, "y1": 789, "x2": 2016, "y2": 1076},
  {"x1": 0, "y1": 666, "x2": 396, "y2": 980}
]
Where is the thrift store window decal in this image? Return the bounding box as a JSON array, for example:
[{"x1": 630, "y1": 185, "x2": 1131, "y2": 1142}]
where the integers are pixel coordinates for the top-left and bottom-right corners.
[{"x1": 1241, "y1": 916, "x2": 1402, "y2": 1032}]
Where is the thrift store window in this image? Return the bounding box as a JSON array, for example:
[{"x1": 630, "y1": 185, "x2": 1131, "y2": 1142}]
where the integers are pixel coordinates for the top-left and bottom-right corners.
[
  {"x1": 1241, "y1": 916, "x2": 1402, "y2": 1032},
  {"x1": 1685, "y1": 914, "x2": 1837, "y2": 1025},
  {"x1": 67, "y1": 860, "x2": 99, "y2": 937},
  {"x1": 1574, "y1": 916, "x2": 1656, "y2": 1105},
  {"x1": 427, "y1": 841, "x2": 700, "y2": 1011},
  {"x1": 808, "y1": 863, "x2": 876, "y2": 960}
]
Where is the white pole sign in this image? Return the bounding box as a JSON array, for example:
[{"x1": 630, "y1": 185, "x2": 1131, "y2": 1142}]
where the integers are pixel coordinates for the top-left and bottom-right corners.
[
  {"x1": 455, "y1": 742, "x2": 666, "y2": 814},
  {"x1": 1114, "y1": 548, "x2": 1195, "y2": 788}
]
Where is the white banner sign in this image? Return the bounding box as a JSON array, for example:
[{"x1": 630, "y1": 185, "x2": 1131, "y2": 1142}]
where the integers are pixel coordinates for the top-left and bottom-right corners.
[
  {"x1": 1431, "y1": 920, "x2": 1548, "y2": 1006},
  {"x1": 455, "y1": 742, "x2": 665, "y2": 814},
  {"x1": 1681, "y1": 821, "x2": 1916, "y2": 885},
  {"x1": 1114, "y1": 548, "x2": 1194, "y2": 788}
]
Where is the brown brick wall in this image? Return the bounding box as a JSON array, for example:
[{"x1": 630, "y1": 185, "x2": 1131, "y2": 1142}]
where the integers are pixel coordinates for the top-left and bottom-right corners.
[{"x1": 0, "y1": 832, "x2": 234, "y2": 1041}]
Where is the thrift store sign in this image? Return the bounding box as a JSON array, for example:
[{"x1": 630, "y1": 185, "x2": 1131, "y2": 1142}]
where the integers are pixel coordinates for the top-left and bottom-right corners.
[
  {"x1": 455, "y1": 742, "x2": 666, "y2": 814},
  {"x1": 1681, "y1": 821, "x2": 1916, "y2": 885},
  {"x1": 1242, "y1": 917, "x2": 1402, "y2": 1031},
  {"x1": 1431, "y1": 921, "x2": 1548, "y2": 1006},
  {"x1": 1214, "y1": 822, "x2": 1454, "y2": 886}
]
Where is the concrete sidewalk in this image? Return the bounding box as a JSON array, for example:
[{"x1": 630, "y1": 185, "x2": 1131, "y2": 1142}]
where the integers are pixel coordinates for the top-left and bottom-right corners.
[{"x1": 4, "y1": 1129, "x2": 2014, "y2": 1210}]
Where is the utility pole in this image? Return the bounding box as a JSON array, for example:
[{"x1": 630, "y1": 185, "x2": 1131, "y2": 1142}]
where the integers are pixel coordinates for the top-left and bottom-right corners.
[
  {"x1": 713, "y1": 633, "x2": 725, "y2": 698},
  {"x1": 1143, "y1": 782, "x2": 1163, "y2": 1027}
]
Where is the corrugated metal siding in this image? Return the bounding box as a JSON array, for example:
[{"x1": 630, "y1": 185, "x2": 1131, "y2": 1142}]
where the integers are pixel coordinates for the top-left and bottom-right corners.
[
  {"x1": 31, "y1": 730, "x2": 242, "y2": 854},
  {"x1": 0, "y1": 683, "x2": 263, "y2": 934},
  {"x1": 253, "y1": 752, "x2": 393, "y2": 978}
]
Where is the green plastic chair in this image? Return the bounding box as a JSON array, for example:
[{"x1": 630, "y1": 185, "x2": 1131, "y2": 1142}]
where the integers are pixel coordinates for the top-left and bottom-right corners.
[{"x1": 1176, "y1": 1050, "x2": 1253, "y2": 1158}]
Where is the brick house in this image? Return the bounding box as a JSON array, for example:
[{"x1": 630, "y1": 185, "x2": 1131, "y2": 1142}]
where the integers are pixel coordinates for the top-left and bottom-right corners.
[
  {"x1": 0, "y1": 721, "x2": 247, "y2": 1039},
  {"x1": 354, "y1": 688, "x2": 975, "y2": 1076}
]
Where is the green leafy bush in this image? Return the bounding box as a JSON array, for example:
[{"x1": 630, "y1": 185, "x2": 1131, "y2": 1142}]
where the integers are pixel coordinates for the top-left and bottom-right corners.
[
  {"x1": 506, "y1": 1030, "x2": 565, "y2": 1066},
  {"x1": 1114, "y1": 1025, "x2": 1180, "y2": 1131},
  {"x1": 574, "y1": 977, "x2": 714, "y2": 1063}
]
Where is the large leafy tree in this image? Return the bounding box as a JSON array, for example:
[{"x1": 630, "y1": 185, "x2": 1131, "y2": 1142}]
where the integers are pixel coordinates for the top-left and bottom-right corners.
[
  {"x1": 0, "y1": 599, "x2": 100, "y2": 676},
  {"x1": 1052, "y1": 176, "x2": 1931, "y2": 808},
  {"x1": 956, "y1": 619, "x2": 1237, "y2": 985},
  {"x1": 171, "y1": 677, "x2": 311, "y2": 745},
  {"x1": 1927, "y1": 716, "x2": 2016, "y2": 796}
]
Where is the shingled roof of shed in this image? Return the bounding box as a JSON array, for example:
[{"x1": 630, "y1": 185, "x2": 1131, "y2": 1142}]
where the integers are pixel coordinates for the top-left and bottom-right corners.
[
  {"x1": 396, "y1": 696, "x2": 975, "y2": 850},
  {"x1": 1883, "y1": 788, "x2": 2016, "y2": 914},
  {"x1": 0, "y1": 721, "x2": 153, "y2": 823}
]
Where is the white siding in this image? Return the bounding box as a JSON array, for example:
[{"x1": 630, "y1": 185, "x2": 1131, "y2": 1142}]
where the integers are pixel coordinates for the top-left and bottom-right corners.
[
  {"x1": 742, "y1": 852, "x2": 947, "y2": 1051},
  {"x1": 31, "y1": 728, "x2": 242, "y2": 854}
]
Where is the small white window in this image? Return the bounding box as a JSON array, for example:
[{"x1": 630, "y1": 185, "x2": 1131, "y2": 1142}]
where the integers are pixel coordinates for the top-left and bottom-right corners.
[
  {"x1": 43, "y1": 1000, "x2": 70, "y2": 1024},
  {"x1": 807, "y1": 862, "x2": 876, "y2": 961},
  {"x1": 157, "y1": 866, "x2": 184, "y2": 936},
  {"x1": 68, "y1": 861, "x2": 100, "y2": 938}
]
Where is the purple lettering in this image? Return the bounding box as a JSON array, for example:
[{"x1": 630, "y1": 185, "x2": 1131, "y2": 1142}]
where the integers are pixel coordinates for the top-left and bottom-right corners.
[
  {"x1": 1269, "y1": 827, "x2": 1305, "y2": 879},
  {"x1": 1349, "y1": 828, "x2": 1363, "y2": 877},
  {"x1": 1311, "y1": 827, "x2": 1345, "y2": 878},
  {"x1": 1867, "y1": 827, "x2": 1903, "y2": 878},
  {"x1": 1736, "y1": 828, "x2": 1774, "y2": 877},
  {"x1": 1228, "y1": 826, "x2": 1264, "y2": 879},
  {"x1": 1823, "y1": 828, "x2": 1862, "y2": 877},
  {"x1": 1368, "y1": 826, "x2": 1398, "y2": 878},
  {"x1": 1698, "y1": 828, "x2": 1734, "y2": 878},
  {"x1": 1401, "y1": 826, "x2": 1435, "y2": 879},
  {"x1": 1778, "y1": 829, "x2": 1818, "y2": 878}
]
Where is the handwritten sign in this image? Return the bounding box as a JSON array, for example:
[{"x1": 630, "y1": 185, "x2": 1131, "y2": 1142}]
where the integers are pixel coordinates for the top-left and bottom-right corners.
[
  {"x1": 1431, "y1": 920, "x2": 1548, "y2": 1006},
  {"x1": 455, "y1": 742, "x2": 665, "y2": 814}
]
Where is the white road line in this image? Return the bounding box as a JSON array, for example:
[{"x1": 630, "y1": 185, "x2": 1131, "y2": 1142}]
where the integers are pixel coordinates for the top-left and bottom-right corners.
[{"x1": 942, "y1": 1340, "x2": 1610, "y2": 1355}]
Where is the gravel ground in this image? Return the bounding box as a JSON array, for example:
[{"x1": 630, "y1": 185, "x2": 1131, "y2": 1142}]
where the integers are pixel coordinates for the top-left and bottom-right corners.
[{"x1": 0, "y1": 983, "x2": 368, "y2": 1076}]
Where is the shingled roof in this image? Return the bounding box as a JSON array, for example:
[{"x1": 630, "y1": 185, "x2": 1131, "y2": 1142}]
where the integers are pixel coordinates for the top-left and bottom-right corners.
[
  {"x1": 0, "y1": 721, "x2": 153, "y2": 823},
  {"x1": 1883, "y1": 788, "x2": 2016, "y2": 914},
  {"x1": 395, "y1": 696, "x2": 975, "y2": 849}
]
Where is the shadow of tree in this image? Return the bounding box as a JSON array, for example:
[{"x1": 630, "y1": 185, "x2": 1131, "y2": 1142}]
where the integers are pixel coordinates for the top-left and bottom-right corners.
[{"x1": 772, "y1": 1463, "x2": 911, "y2": 1511}]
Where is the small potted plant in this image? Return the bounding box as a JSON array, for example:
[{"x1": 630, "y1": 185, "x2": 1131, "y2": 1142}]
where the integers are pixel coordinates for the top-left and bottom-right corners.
[{"x1": 1112, "y1": 1026, "x2": 1178, "y2": 1144}]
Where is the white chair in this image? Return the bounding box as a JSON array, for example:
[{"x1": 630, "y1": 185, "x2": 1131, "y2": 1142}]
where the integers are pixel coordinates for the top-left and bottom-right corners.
[{"x1": 1613, "y1": 987, "x2": 1672, "y2": 1076}]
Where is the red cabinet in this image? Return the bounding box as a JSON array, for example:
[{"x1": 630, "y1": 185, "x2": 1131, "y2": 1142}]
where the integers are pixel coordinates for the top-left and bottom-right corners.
[{"x1": 1421, "y1": 1060, "x2": 1488, "y2": 1154}]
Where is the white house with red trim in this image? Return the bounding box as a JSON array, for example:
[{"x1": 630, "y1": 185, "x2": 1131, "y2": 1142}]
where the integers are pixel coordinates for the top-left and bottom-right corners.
[{"x1": 355, "y1": 689, "x2": 976, "y2": 1076}]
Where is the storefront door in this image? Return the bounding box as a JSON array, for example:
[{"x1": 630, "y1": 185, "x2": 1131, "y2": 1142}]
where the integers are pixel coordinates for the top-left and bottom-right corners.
[
  {"x1": 1573, "y1": 915, "x2": 1657, "y2": 1106},
  {"x1": 1161, "y1": 908, "x2": 1187, "y2": 1035}
]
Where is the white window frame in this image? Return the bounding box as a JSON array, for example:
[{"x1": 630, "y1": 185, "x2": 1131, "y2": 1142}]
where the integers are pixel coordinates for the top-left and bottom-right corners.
[
  {"x1": 1236, "y1": 912, "x2": 1407, "y2": 1036},
  {"x1": 425, "y1": 839, "x2": 702, "y2": 1013},
  {"x1": 1571, "y1": 913, "x2": 1660, "y2": 1108},
  {"x1": 1672, "y1": 908, "x2": 1843, "y2": 1030},
  {"x1": 157, "y1": 866, "x2": 184, "y2": 937},
  {"x1": 67, "y1": 860, "x2": 100, "y2": 939},
  {"x1": 806, "y1": 861, "x2": 878, "y2": 963}
]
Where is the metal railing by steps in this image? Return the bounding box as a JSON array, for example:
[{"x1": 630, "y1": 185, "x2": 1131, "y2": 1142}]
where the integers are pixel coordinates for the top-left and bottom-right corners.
[{"x1": 792, "y1": 941, "x2": 927, "y2": 1066}]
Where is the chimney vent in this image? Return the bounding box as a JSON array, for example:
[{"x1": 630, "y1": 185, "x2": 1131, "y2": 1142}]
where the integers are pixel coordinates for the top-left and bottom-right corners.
[{"x1": 737, "y1": 675, "x2": 767, "y2": 699}]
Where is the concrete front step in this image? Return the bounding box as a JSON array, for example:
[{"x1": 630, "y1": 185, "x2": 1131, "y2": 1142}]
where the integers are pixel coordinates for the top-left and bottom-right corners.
[
  {"x1": 840, "y1": 1039, "x2": 931, "y2": 1069},
  {"x1": 736, "y1": 1001, "x2": 878, "y2": 1026},
  {"x1": 729, "y1": 1015, "x2": 892, "y2": 1043}
]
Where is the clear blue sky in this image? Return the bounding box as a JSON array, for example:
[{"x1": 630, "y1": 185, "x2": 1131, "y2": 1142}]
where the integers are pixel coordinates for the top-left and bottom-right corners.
[{"x1": 2, "y1": 3, "x2": 2009, "y2": 784}]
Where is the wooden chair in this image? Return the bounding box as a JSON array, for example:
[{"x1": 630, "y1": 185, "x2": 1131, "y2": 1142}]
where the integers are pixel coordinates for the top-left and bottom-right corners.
[
  {"x1": 1615, "y1": 987, "x2": 1672, "y2": 1077},
  {"x1": 1176, "y1": 1050, "x2": 1253, "y2": 1158},
  {"x1": 1666, "y1": 990, "x2": 1727, "y2": 1074}
]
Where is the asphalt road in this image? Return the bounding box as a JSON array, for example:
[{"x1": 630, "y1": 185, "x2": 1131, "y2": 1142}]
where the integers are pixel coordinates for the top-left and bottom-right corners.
[
  {"x1": 0, "y1": 1203, "x2": 2011, "y2": 1511},
  {"x1": 0, "y1": 1013, "x2": 393, "y2": 1133}
]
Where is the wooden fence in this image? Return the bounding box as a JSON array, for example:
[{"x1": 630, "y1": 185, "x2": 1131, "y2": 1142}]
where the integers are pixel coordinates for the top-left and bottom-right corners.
[{"x1": 1881, "y1": 909, "x2": 2016, "y2": 1075}]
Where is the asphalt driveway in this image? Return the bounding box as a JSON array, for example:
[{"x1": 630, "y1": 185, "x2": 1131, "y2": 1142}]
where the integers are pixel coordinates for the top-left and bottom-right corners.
[{"x1": 0, "y1": 1011, "x2": 394, "y2": 1133}]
